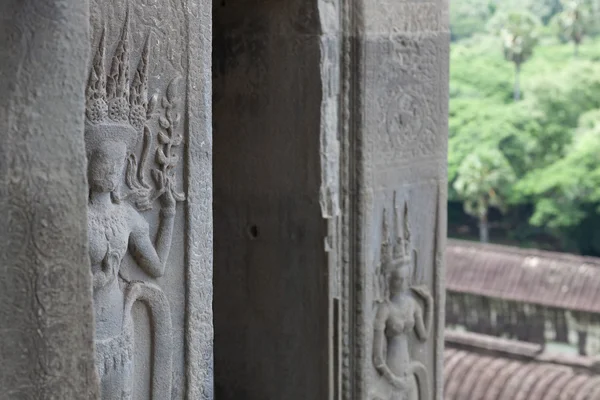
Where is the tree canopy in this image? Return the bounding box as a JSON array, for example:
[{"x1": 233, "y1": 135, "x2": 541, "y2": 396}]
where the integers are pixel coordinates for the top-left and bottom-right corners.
[{"x1": 449, "y1": 0, "x2": 600, "y2": 253}]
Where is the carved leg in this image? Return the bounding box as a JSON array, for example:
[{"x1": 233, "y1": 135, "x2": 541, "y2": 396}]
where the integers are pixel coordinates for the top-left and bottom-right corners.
[
  {"x1": 389, "y1": 376, "x2": 418, "y2": 400},
  {"x1": 124, "y1": 282, "x2": 173, "y2": 399}
]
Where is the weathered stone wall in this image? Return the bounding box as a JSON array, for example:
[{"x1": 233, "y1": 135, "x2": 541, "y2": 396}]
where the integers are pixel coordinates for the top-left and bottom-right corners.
[
  {"x1": 341, "y1": 1, "x2": 449, "y2": 399},
  {"x1": 0, "y1": 1, "x2": 99, "y2": 398},
  {"x1": 214, "y1": 0, "x2": 448, "y2": 398},
  {"x1": 0, "y1": 0, "x2": 447, "y2": 397},
  {"x1": 0, "y1": 1, "x2": 213, "y2": 398},
  {"x1": 213, "y1": 0, "x2": 338, "y2": 398}
]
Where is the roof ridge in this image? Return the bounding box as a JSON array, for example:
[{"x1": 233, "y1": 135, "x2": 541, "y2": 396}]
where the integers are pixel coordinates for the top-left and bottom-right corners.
[
  {"x1": 446, "y1": 330, "x2": 600, "y2": 371},
  {"x1": 447, "y1": 239, "x2": 600, "y2": 266}
]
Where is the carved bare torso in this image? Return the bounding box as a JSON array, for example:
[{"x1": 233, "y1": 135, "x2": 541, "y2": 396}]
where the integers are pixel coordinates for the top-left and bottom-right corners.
[
  {"x1": 89, "y1": 204, "x2": 129, "y2": 267},
  {"x1": 89, "y1": 201, "x2": 128, "y2": 335},
  {"x1": 374, "y1": 288, "x2": 431, "y2": 400},
  {"x1": 385, "y1": 296, "x2": 416, "y2": 375},
  {"x1": 89, "y1": 199, "x2": 158, "y2": 340}
]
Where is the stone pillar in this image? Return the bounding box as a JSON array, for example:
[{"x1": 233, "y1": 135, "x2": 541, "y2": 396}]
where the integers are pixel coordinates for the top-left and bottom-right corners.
[
  {"x1": 341, "y1": 1, "x2": 449, "y2": 399},
  {"x1": 0, "y1": 1, "x2": 212, "y2": 399},
  {"x1": 578, "y1": 331, "x2": 588, "y2": 356},
  {"x1": 0, "y1": 1, "x2": 99, "y2": 398},
  {"x1": 553, "y1": 308, "x2": 570, "y2": 343},
  {"x1": 86, "y1": 1, "x2": 212, "y2": 398},
  {"x1": 213, "y1": 0, "x2": 447, "y2": 398},
  {"x1": 213, "y1": 0, "x2": 339, "y2": 398}
]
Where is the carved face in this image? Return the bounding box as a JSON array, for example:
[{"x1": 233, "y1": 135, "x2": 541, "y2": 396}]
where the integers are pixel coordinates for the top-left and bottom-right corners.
[
  {"x1": 389, "y1": 264, "x2": 410, "y2": 294},
  {"x1": 88, "y1": 141, "x2": 127, "y2": 193}
]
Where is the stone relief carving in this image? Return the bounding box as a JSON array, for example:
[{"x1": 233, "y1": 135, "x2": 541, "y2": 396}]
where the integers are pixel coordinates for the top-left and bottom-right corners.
[
  {"x1": 372, "y1": 195, "x2": 433, "y2": 400},
  {"x1": 371, "y1": 35, "x2": 444, "y2": 165},
  {"x1": 385, "y1": 88, "x2": 426, "y2": 148},
  {"x1": 85, "y1": 12, "x2": 183, "y2": 399}
]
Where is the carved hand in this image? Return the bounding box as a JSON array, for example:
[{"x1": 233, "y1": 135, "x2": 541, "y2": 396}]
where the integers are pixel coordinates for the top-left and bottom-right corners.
[
  {"x1": 411, "y1": 285, "x2": 432, "y2": 302},
  {"x1": 380, "y1": 366, "x2": 407, "y2": 389},
  {"x1": 389, "y1": 374, "x2": 410, "y2": 392},
  {"x1": 94, "y1": 247, "x2": 121, "y2": 289},
  {"x1": 159, "y1": 179, "x2": 177, "y2": 211},
  {"x1": 103, "y1": 251, "x2": 120, "y2": 275}
]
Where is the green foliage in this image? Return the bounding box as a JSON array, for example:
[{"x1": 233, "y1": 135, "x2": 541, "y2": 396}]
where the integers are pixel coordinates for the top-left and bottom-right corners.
[
  {"x1": 526, "y1": 38, "x2": 600, "y2": 64},
  {"x1": 487, "y1": 11, "x2": 542, "y2": 100},
  {"x1": 520, "y1": 110, "x2": 600, "y2": 228},
  {"x1": 550, "y1": 0, "x2": 596, "y2": 53},
  {"x1": 493, "y1": 0, "x2": 564, "y2": 24},
  {"x1": 450, "y1": 39, "x2": 514, "y2": 101},
  {"x1": 488, "y1": 11, "x2": 542, "y2": 67},
  {"x1": 448, "y1": 98, "x2": 541, "y2": 190},
  {"x1": 527, "y1": 0, "x2": 565, "y2": 23},
  {"x1": 449, "y1": 0, "x2": 600, "y2": 253},
  {"x1": 451, "y1": 0, "x2": 497, "y2": 40},
  {"x1": 454, "y1": 147, "x2": 517, "y2": 219},
  {"x1": 525, "y1": 61, "x2": 600, "y2": 128},
  {"x1": 450, "y1": 0, "x2": 599, "y2": 41}
]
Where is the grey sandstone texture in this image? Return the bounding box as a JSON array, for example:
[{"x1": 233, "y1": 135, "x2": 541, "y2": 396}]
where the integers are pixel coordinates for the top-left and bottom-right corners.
[
  {"x1": 355, "y1": 2, "x2": 449, "y2": 400},
  {"x1": 0, "y1": 0, "x2": 447, "y2": 398},
  {"x1": 214, "y1": 0, "x2": 448, "y2": 400},
  {"x1": 1, "y1": 0, "x2": 212, "y2": 398},
  {"x1": 213, "y1": 0, "x2": 336, "y2": 398},
  {"x1": 86, "y1": 1, "x2": 212, "y2": 399},
  {"x1": 0, "y1": 1, "x2": 99, "y2": 399}
]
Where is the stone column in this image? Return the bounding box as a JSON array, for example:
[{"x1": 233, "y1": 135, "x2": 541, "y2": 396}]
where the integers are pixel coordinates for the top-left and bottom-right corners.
[
  {"x1": 340, "y1": 1, "x2": 449, "y2": 399},
  {"x1": 553, "y1": 308, "x2": 570, "y2": 343},
  {"x1": 213, "y1": 0, "x2": 339, "y2": 397},
  {"x1": 213, "y1": 0, "x2": 342, "y2": 396},
  {"x1": 85, "y1": 1, "x2": 213, "y2": 399},
  {"x1": 213, "y1": 0, "x2": 447, "y2": 397},
  {"x1": 1, "y1": 0, "x2": 213, "y2": 398},
  {"x1": 0, "y1": 1, "x2": 99, "y2": 398}
]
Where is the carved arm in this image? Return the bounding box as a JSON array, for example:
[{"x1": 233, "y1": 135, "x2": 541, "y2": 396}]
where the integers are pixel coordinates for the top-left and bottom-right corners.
[
  {"x1": 373, "y1": 304, "x2": 395, "y2": 379},
  {"x1": 129, "y1": 206, "x2": 176, "y2": 278},
  {"x1": 374, "y1": 325, "x2": 411, "y2": 392},
  {"x1": 412, "y1": 286, "x2": 433, "y2": 341},
  {"x1": 373, "y1": 327, "x2": 392, "y2": 375}
]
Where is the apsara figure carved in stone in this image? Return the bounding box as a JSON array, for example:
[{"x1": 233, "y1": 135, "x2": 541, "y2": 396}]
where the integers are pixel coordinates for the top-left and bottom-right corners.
[
  {"x1": 86, "y1": 12, "x2": 183, "y2": 400},
  {"x1": 373, "y1": 198, "x2": 433, "y2": 400}
]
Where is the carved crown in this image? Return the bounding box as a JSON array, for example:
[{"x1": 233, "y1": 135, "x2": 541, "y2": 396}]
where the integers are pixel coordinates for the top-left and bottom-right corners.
[
  {"x1": 85, "y1": 12, "x2": 153, "y2": 151},
  {"x1": 380, "y1": 196, "x2": 411, "y2": 273}
]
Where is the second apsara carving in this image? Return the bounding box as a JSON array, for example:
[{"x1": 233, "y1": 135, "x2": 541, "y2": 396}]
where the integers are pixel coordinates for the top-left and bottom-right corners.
[{"x1": 372, "y1": 196, "x2": 433, "y2": 400}]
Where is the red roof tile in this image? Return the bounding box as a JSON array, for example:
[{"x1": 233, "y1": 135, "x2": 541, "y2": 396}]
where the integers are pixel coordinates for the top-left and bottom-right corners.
[
  {"x1": 446, "y1": 239, "x2": 600, "y2": 313},
  {"x1": 444, "y1": 331, "x2": 600, "y2": 400}
]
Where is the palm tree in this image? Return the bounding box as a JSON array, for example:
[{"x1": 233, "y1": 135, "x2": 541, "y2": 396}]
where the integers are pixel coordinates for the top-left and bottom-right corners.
[
  {"x1": 454, "y1": 148, "x2": 516, "y2": 243},
  {"x1": 552, "y1": 0, "x2": 592, "y2": 56},
  {"x1": 489, "y1": 12, "x2": 541, "y2": 101}
]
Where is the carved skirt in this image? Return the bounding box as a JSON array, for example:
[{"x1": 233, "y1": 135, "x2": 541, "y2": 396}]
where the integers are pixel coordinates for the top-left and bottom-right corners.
[
  {"x1": 371, "y1": 374, "x2": 420, "y2": 400},
  {"x1": 391, "y1": 375, "x2": 419, "y2": 400},
  {"x1": 95, "y1": 324, "x2": 134, "y2": 400}
]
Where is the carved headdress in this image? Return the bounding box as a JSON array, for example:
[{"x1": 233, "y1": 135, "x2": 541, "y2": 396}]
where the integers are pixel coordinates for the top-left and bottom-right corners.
[
  {"x1": 374, "y1": 195, "x2": 414, "y2": 303},
  {"x1": 380, "y1": 195, "x2": 412, "y2": 274},
  {"x1": 85, "y1": 12, "x2": 153, "y2": 153}
]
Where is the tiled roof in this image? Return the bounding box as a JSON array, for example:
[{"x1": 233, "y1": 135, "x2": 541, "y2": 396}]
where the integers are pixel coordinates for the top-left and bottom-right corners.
[
  {"x1": 445, "y1": 330, "x2": 542, "y2": 358},
  {"x1": 444, "y1": 331, "x2": 600, "y2": 400},
  {"x1": 446, "y1": 239, "x2": 600, "y2": 313}
]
